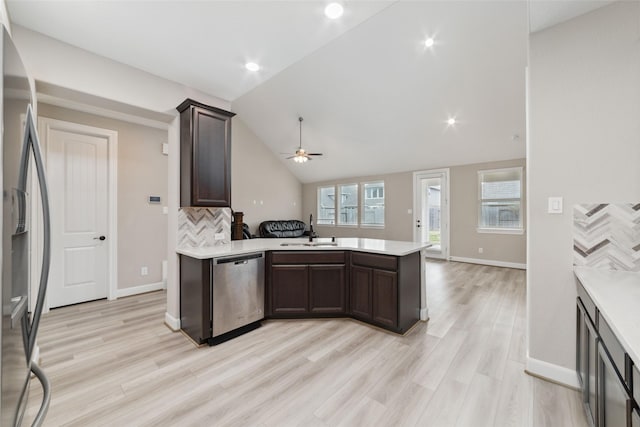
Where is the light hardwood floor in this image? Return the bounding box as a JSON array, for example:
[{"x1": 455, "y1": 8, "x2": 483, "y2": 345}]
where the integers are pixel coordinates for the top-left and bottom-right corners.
[{"x1": 25, "y1": 260, "x2": 587, "y2": 426}]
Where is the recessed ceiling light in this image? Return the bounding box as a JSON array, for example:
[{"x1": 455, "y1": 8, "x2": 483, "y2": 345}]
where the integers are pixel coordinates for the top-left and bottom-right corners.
[
  {"x1": 425, "y1": 37, "x2": 435, "y2": 48},
  {"x1": 324, "y1": 3, "x2": 344, "y2": 19},
  {"x1": 447, "y1": 117, "x2": 456, "y2": 126},
  {"x1": 245, "y1": 62, "x2": 260, "y2": 72}
]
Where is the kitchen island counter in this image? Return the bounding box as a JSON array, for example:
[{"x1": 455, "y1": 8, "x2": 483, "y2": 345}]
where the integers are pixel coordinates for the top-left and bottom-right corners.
[{"x1": 176, "y1": 237, "x2": 430, "y2": 259}]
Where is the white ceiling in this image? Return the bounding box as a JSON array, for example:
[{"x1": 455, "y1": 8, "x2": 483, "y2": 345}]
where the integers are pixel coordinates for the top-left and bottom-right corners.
[{"x1": 6, "y1": 1, "x2": 612, "y2": 183}]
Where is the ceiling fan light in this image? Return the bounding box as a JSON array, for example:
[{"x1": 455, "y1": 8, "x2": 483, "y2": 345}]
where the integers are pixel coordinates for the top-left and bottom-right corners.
[{"x1": 324, "y1": 3, "x2": 344, "y2": 19}]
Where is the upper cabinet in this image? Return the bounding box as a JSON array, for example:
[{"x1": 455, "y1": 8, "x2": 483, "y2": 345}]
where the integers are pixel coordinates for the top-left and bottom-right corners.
[{"x1": 177, "y1": 99, "x2": 235, "y2": 207}]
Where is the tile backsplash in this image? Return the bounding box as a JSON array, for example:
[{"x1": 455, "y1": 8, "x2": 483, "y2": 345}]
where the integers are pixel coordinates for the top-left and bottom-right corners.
[
  {"x1": 573, "y1": 203, "x2": 640, "y2": 271},
  {"x1": 178, "y1": 207, "x2": 231, "y2": 248}
]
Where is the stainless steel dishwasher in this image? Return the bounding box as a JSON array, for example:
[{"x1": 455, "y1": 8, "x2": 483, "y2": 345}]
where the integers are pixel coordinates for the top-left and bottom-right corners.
[{"x1": 211, "y1": 252, "x2": 264, "y2": 343}]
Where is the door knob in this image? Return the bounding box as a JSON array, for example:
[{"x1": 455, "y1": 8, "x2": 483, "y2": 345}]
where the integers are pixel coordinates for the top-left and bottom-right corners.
[{"x1": 94, "y1": 236, "x2": 106, "y2": 241}]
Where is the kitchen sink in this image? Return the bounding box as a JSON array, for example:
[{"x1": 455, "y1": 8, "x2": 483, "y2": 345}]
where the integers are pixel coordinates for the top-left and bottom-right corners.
[{"x1": 280, "y1": 242, "x2": 338, "y2": 247}]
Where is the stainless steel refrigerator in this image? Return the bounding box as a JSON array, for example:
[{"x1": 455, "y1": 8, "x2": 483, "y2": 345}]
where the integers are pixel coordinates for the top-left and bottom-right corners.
[{"x1": 1, "y1": 27, "x2": 51, "y2": 426}]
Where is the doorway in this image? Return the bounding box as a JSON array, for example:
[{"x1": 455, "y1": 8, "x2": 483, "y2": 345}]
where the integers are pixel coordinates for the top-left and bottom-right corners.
[
  {"x1": 414, "y1": 169, "x2": 449, "y2": 260},
  {"x1": 37, "y1": 117, "x2": 118, "y2": 309}
]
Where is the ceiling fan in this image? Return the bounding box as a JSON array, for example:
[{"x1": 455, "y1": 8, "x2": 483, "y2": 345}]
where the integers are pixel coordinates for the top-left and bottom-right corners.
[{"x1": 285, "y1": 117, "x2": 323, "y2": 163}]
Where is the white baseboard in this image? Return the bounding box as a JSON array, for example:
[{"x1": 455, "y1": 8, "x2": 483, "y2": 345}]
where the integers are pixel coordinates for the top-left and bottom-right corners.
[
  {"x1": 116, "y1": 281, "x2": 166, "y2": 298},
  {"x1": 449, "y1": 256, "x2": 526, "y2": 270},
  {"x1": 165, "y1": 312, "x2": 180, "y2": 331},
  {"x1": 420, "y1": 307, "x2": 429, "y2": 321},
  {"x1": 526, "y1": 356, "x2": 580, "y2": 389}
]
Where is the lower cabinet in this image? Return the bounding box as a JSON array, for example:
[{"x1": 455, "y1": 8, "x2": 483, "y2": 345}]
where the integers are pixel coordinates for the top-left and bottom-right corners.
[
  {"x1": 268, "y1": 252, "x2": 347, "y2": 317},
  {"x1": 597, "y1": 341, "x2": 633, "y2": 427},
  {"x1": 350, "y1": 265, "x2": 372, "y2": 320},
  {"x1": 309, "y1": 265, "x2": 346, "y2": 313},
  {"x1": 180, "y1": 255, "x2": 212, "y2": 344},
  {"x1": 372, "y1": 269, "x2": 398, "y2": 328},
  {"x1": 576, "y1": 280, "x2": 640, "y2": 427},
  {"x1": 267, "y1": 250, "x2": 420, "y2": 333},
  {"x1": 577, "y1": 298, "x2": 598, "y2": 426},
  {"x1": 271, "y1": 265, "x2": 309, "y2": 314},
  {"x1": 350, "y1": 251, "x2": 418, "y2": 333},
  {"x1": 350, "y1": 265, "x2": 398, "y2": 328}
]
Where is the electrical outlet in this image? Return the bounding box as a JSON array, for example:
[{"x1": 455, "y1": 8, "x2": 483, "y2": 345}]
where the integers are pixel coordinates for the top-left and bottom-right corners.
[
  {"x1": 478, "y1": 248, "x2": 483, "y2": 254},
  {"x1": 141, "y1": 266, "x2": 148, "y2": 276},
  {"x1": 214, "y1": 233, "x2": 225, "y2": 241}
]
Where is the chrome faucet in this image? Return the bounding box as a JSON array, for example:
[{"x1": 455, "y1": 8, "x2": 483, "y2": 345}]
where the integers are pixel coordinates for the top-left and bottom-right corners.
[{"x1": 309, "y1": 214, "x2": 314, "y2": 242}]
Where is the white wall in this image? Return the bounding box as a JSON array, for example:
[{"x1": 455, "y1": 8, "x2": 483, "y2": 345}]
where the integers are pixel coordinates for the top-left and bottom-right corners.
[
  {"x1": 302, "y1": 159, "x2": 527, "y2": 267},
  {"x1": 528, "y1": 1, "x2": 640, "y2": 385},
  {"x1": 8, "y1": 25, "x2": 231, "y2": 328},
  {"x1": 37, "y1": 104, "x2": 169, "y2": 292},
  {"x1": 232, "y1": 118, "x2": 302, "y2": 234}
]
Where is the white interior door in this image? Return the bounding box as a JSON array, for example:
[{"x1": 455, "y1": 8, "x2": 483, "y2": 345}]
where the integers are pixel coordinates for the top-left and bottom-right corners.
[
  {"x1": 414, "y1": 169, "x2": 449, "y2": 260},
  {"x1": 47, "y1": 126, "x2": 109, "y2": 308}
]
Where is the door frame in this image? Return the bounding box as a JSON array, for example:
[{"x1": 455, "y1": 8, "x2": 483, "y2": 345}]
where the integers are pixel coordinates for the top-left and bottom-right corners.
[
  {"x1": 413, "y1": 168, "x2": 450, "y2": 260},
  {"x1": 34, "y1": 117, "x2": 118, "y2": 312}
]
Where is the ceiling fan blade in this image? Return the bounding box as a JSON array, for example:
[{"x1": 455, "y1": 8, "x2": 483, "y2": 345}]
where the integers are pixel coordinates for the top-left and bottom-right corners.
[
  {"x1": 284, "y1": 155, "x2": 296, "y2": 159},
  {"x1": 307, "y1": 153, "x2": 323, "y2": 156}
]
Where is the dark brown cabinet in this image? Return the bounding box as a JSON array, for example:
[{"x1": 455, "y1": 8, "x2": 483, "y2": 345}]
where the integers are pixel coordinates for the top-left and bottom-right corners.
[
  {"x1": 350, "y1": 251, "x2": 418, "y2": 333},
  {"x1": 271, "y1": 265, "x2": 309, "y2": 314},
  {"x1": 177, "y1": 99, "x2": 235, "y2": 207},
  {"x1": 309, "y1": 265, "x2": 346, "y2": 313},
  {"x1": 267, "y1": 251, "x2": 347, "y2": 317},
  {"x1": 179, "y1": 255, "x2": 212, "y2": 344},
  {"x1": 372, "y1": 269, "x2": 398, "y2": 328},
  {"x1": 350, "y1": 265, "x2": 372, "y2": 320}
]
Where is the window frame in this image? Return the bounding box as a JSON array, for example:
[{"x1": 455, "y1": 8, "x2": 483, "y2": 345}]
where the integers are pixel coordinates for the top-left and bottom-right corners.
[
  {"x1": 336, "y1": 183, "x2": 359, "y2": 227},
  {"x1": 477, "y1": 167, "x2": 524, "y2": 235},
  {"x1": 361, "y1": 181, "x2": 385, "y2": 228},
  {"x1": 317, "y1": 185, "x2": 336, "y2": 225}
]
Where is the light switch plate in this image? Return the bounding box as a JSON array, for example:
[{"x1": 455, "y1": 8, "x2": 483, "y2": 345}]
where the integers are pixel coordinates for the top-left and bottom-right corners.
[{"x1": 548, "y1": 197, "x2": 563, "y2": 214}]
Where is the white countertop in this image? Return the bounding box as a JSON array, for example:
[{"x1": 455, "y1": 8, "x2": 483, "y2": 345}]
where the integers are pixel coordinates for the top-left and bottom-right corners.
[
  {"x1": 177, "y1": 237, "x2": 431, "y2": 259},
  {"x1": 574, "y1": 266, "x2": 640, "y2": 366}
]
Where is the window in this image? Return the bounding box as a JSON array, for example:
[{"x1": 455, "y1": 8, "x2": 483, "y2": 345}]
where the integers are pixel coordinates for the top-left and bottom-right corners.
[
  {"x1": 337, "y1": 184, "x2": 358, "y2": 226},
  {"x1": 362, "y1": 181, "x2": 385, "y2": 226},
  {"x1": 317, "y1": 186, "x2": 336, "y2": 225},
  {"x1": 478, "y1": 167, "x2": 523, "y2": 233}
]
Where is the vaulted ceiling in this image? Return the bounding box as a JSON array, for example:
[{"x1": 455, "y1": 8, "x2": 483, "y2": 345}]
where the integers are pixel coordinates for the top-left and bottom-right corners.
[{"x1": 7, "y1": 1, "x2": 612, "y2": 183}]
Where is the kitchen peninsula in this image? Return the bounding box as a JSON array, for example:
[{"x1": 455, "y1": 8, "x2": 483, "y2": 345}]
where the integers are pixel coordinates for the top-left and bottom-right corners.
[{"x1": 177, "y1": 238, "x2": 430, "y2": 345}]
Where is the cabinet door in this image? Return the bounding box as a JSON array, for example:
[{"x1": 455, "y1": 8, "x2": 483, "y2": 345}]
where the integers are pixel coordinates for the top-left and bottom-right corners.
[
  {"x1": 598, "y1": 341, "x2": 632, "y2": 427},
  {"x1": 577, "y1": 299, "x2": 598, "y2": 426},
  {"x1": 271, "y1": 265, "x2": 308, "y2": 314},
  {"x1": 179, "y1": 256, "x2": 212, "y2": 344},
  {"x1": 372, "y1": 269, "x2": 398, "y2": 328},
  {"x1": 309, "y1": 265, "x2": 346, "y2": 314},
  {"x1": 350, "y1": 266, "x2": 372, "y2": 320},
  {"x1": 192, "y1": 107, "x2": 231, "y2": 206}
]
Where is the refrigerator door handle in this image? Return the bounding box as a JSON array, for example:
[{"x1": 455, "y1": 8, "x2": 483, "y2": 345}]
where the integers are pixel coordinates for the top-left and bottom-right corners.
[
  {"x1": 16, "y1": 105, "x2": 51, "y2": 363},
  {"x1": 30, "y1": 362, "x2": 51, "y2": 427},
  {"x1": 15, "y1": 105, "x2": 52, "y2": 426}
]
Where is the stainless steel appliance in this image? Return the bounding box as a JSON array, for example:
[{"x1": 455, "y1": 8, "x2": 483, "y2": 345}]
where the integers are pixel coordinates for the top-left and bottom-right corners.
[
  {"x1": 211, "y1": 252, "x2": 264, "y2": 343},
  {"x1": 1, "y1": 28, "x2": 51, "y2": 426}
]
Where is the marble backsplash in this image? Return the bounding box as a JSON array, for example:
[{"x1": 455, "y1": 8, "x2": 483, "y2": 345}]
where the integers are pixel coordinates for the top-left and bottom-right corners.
[
  {"x1": 573, "y1": 203, "x2": 640, "y2": 271},
  {"x1": 178, "y1": 207, "x2": 231, "y2": 248}
]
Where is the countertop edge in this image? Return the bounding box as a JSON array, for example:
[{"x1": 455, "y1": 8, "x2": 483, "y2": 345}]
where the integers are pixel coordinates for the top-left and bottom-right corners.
[
  {"x1": 574, "y1": 266, "x2": 640, "y2": 368},
  {"x1": 176, "y1": 239, "x2": 430, "y2": 259}
]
